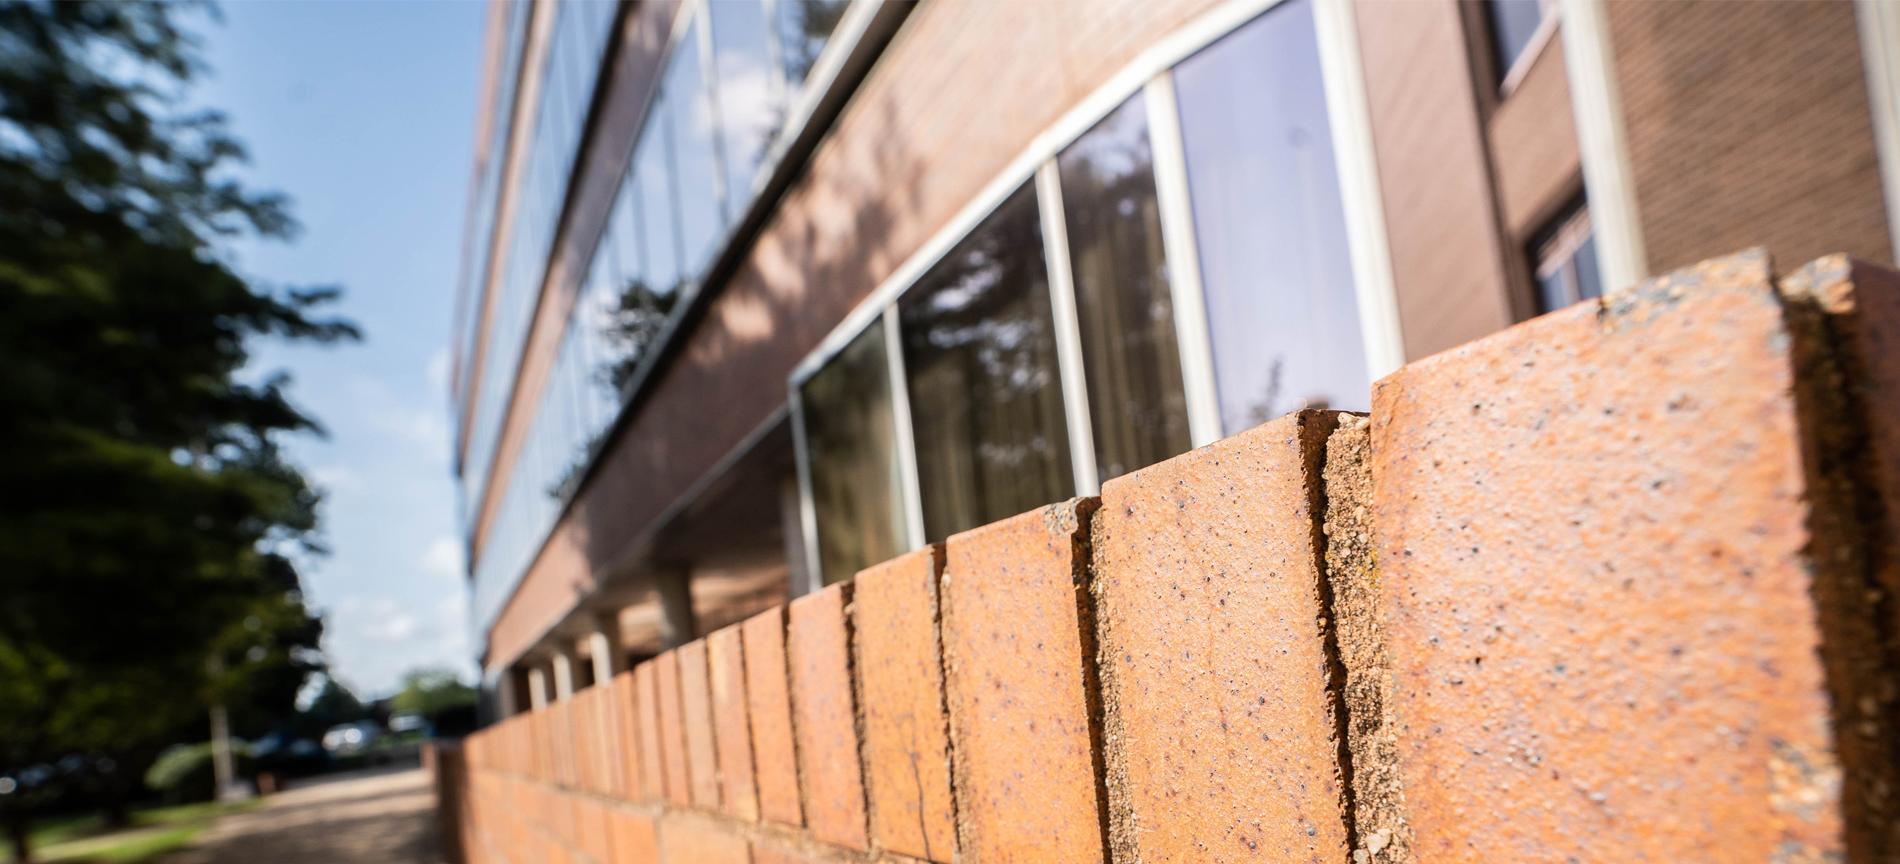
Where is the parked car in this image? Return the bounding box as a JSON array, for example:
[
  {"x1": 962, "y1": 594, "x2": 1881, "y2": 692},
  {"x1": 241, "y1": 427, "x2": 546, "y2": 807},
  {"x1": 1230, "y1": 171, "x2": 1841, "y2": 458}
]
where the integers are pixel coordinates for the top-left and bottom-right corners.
[{"x1": 320, "y1": 721, "x2": 381, "y2": 758}]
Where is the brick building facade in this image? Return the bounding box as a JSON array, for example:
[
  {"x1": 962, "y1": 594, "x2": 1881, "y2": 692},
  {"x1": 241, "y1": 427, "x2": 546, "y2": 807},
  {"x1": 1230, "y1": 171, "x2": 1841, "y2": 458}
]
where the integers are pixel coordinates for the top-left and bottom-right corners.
[{"x1": 446, "y1": 0, "x2": 1900, "y2": 724}]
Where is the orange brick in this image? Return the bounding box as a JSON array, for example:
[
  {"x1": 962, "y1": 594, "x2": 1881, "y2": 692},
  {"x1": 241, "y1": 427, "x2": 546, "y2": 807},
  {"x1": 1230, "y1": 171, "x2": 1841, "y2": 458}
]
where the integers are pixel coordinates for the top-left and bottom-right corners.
[
  {"x1": 1092, "y1": 411, "x2": 1350, "y2": 863},
  {"x1": 940, "y1": 500, "x2": 1106, "y2": 863},
  {"x1": 657, "y1": 810, "x2": 751, "y2": 864},
  {"x1": 574, "y1": 796, "x2": 611, "y2": 864},
  {"x1": 787, "y1": 582, "x2": 868, "y2": 851},
  {"x1": 632, "y1": 661, "x2": 666, "y2": 801},
  {"x1": 678, "y1": 639, "x2": 722, "y2": 809},
  {"x1": 1371, "y1": 252, "x2": 1860, "y2": 861},
  {"x1": 611, "y1": 671, "x2": 642, "y2": 800},
  {"x1": 609, "y1": 808, "x2": 658, "y2": 864},
  {"x1": 850, "y1": 547, "x2": 956, "y2": 862},
  {"x1": 742, "y1": 607, "x2": 803, "y2": 827},
  {"x1": 550, "y1": 700, "x2": 574, "y2": 788},
  {"x1": 653, "y1": 651, "x2": 691, "y2": 806},
  {"x1": 748, "y1": 842, "x2": 853, "y2": 864},
  {"x1": 708, "y1": 623, "x2": 760, "y2": 820}
]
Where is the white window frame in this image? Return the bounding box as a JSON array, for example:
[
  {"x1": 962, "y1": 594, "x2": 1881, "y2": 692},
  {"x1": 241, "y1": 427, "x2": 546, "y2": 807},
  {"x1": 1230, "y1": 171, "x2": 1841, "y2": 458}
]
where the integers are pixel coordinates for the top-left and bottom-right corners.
[{"x1": 789, "y1": 0, "x2": 1404, "y2": 577}]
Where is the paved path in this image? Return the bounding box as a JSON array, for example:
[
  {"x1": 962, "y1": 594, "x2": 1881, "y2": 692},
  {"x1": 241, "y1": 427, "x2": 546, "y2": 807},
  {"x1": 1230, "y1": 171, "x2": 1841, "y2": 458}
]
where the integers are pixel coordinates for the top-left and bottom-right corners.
[{"x1": 163, "y1": 764, "x2": 440, "y2": 864}]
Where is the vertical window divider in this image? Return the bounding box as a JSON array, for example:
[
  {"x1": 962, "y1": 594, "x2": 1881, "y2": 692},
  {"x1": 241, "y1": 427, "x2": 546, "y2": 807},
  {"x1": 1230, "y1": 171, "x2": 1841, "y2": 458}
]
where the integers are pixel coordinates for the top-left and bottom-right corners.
[
  {"x1": 1034, "y1": 160, "x2": 1102, "y2": 497},
  {"x1": 882, "y1": 306, "x2": 928, "y2": 552},
  {"x1": 1144, "y1": 72, "x2": 1223, "y2": 448},
  {"x1": 693, "y1": 1, "x2": 731, "y2": 224},
  {"x1": 788, "y1": 390, "x2": 823, "y2": 597},
  {"x1": 1312, "y1": 0, "x2": 1406, "y2": 380}
]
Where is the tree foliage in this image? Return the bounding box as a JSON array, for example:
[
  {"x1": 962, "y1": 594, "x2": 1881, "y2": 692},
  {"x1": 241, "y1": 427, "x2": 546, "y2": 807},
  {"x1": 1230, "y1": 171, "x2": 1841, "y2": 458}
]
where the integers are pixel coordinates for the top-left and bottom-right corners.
[
  {"x1": 389, "y1": 668, "x2": 478, "y2": 721},
  {"x1": 0, "y1": 1, "x2": 353, "y2": 854}
]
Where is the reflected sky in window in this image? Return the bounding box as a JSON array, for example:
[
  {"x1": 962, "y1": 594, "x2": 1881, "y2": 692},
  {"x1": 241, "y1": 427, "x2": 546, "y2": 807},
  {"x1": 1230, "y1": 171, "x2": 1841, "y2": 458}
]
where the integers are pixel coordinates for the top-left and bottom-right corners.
[{"x1": 1174, "y1": 0, "x2": 1369, "y2": 434}]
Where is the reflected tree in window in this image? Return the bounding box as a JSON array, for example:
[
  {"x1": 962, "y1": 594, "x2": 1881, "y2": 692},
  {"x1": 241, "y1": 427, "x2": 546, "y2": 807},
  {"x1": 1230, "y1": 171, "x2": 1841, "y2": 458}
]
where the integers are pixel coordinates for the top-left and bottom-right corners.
[
  {"x1": 899, "y1": 183, "x2": 1073, "y2": 541},
  {"x1": 1057, "y1": 95, "x2": 1190, "y2": 481},
  {"x1": 775, "y1": 0, "x2": 849, "y2": 88}
]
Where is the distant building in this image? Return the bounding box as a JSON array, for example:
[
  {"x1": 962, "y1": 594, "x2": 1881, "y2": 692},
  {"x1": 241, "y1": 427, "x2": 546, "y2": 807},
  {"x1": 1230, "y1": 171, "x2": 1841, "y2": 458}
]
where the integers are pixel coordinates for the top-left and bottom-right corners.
[{"x1": 449, "y1": 0, "x2": 1900, "y2": 715}]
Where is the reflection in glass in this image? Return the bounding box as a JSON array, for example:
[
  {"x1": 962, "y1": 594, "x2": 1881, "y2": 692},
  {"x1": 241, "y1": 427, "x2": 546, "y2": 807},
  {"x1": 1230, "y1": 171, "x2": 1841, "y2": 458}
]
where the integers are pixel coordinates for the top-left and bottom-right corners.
[
  {"x1": 899, "y1": 184, "x2": 1073, "y2": 541},
  {"x1": 1531, "y1": 202, "x2": 1600, "y2": 312},
  {"x1": 801, "y1": 323, "x2": 907, "y2": 585},
  {"x1": 774, "y1": 0, "x2": 849, "y2": 89},
  {"x1": 1056, "y1": 95, "x2": 1190, "y2": 481},
  {"x1": 1174, "y1": 0, "x2": 1369, "y2": 435},
  {"x1": 709, "y1": 0, "x2": 782, "y2": 219},
  {"x1": 1486, "y1": 0, "x2": 1550, "y2": 82},
  {"x1": 664, "y1": 16, "x2": 726, "y2": 277}
]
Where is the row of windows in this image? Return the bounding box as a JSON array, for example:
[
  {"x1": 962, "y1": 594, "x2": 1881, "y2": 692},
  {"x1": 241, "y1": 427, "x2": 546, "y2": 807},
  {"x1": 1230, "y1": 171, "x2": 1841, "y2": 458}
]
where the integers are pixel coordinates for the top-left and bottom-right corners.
[
  {"x1": 470, "y1": 0, "x2": 852, "y2": 630},
  {"x1": 796, "y1": 0, "x2": 1373, "y2": 585},
  {"x1": 453, "y1": 0, "x2": 532, "y2": 443},
  {"x1": 461, "y1": 0, "x2": 620, "y2": 531}
]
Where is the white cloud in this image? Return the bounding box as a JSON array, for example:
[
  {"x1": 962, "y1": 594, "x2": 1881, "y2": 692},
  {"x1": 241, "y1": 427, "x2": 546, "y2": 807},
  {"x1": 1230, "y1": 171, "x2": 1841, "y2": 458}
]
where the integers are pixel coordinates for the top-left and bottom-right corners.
[
  {"x1": 425, "y1": 347, "x2": 451, "y2": 394},
  {"x1": 418, "y1": 535, "x2": 465, "y2": 583},
  {"x1": 322, "y1": 591, "x2": 477, "y2": 697},
  {"x1": 309, "y1": 463, "x2": 365, "y2": 494}
]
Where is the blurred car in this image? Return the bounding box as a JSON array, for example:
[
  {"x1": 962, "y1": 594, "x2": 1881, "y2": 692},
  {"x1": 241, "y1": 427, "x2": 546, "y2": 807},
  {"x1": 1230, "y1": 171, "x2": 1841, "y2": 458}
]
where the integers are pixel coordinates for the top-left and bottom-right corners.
[{"x1": 320, "y1": 721, "x2": 381, "y2": 757}]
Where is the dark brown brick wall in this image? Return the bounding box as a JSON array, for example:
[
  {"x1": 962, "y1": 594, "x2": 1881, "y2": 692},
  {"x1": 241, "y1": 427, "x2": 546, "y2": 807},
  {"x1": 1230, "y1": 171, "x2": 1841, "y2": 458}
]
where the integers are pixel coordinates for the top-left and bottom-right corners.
[{"x1": 1611, "y1": 0, "x2": 1894, "y2": 272}]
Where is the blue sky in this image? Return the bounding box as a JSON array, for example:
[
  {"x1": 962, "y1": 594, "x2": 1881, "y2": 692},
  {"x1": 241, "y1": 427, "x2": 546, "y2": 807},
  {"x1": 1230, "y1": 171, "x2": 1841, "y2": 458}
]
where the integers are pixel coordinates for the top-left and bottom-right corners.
[{"x1": 197, "y1": 1, "x2": 488, "y2": 697}]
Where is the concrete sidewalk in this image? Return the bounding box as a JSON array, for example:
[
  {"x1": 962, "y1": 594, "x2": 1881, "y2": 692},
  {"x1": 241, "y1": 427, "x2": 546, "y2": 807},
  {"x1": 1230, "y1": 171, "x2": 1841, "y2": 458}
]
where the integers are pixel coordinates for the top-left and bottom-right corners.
[{"x1": 163, "y1": 764, "x2": 440, "y2": 864}]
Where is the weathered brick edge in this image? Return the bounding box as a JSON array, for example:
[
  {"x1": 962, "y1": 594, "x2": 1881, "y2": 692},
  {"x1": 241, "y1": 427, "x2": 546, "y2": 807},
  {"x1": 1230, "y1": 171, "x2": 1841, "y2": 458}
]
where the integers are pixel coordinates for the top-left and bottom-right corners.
[{"x1": 429, "y1": 249, "x2": 1897, "y2": 864}]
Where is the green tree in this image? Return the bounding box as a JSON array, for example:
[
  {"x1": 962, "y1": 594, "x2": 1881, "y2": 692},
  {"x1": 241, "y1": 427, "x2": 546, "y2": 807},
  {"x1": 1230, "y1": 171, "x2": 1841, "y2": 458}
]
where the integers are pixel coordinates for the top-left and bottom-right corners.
[
  {"x1": 389, "y1": 668, "x2": 478, "y2": 723},
  {"x1": 0, "y1": 2, "x2": 353, "y2": 859}
]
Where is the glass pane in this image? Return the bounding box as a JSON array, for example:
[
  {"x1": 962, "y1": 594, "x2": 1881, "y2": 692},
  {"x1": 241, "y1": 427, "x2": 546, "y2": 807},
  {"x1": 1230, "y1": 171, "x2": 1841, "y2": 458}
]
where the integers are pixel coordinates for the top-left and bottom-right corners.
[
  {"x1": 1056, "y1": 95, "x2": 1190, "y2": 481},
  {"x1": 899, "y1": 183, "x2": 1074, "y2": 540},
  {"x1": 664, "y1": 15, "x2": 726, "y2": 277},
  {"x1": 1486, "y1": 0, "x2": 1547, "y2": 79},
  {"x1": 1573, "y1": 233, "x2": 1602, "y2": 300},
  {"x1": 801, "y1": 322, "x2": 907, "y2": 585},
  {"x1": 710, "y1": 0, "x2": 782, "y2": 217},
  {"x1": 775, "y1": 0, "x2": 849, "y2": 89},
  {"x1": 1174, "y1": 0, "x2": 1370, "y2": 434}
]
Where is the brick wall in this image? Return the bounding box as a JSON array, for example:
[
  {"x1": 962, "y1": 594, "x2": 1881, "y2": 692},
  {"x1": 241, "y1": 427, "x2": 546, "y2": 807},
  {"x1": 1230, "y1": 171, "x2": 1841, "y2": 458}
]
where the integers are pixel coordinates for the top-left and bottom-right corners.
[
  {"x1": 436, "y1": 248, "x2": 1900, "y2": 863},
  {"x1": 1611, "y1": 0, "x2": 1894, "y2": 271}
]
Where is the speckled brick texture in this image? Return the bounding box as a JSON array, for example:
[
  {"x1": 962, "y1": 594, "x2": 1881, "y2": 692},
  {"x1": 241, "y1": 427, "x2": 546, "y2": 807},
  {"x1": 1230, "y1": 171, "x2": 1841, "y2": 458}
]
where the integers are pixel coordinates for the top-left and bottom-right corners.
[
  {"x1": 1370, "y1": 251, "x2": 1865, "y2": 862},
  {"x1": 940, "y1": 500, "x2": 1107, "y2": 864},
  {"x1": 850, "y1": 546, "x2": 957, "y2": 862},
  {"x1": 439, "y1": 251, "x2": 1900, "y2": 864},
  {"x1": 678, "y1": 639, "x2": 722, "y2": 809},
  {"x1": 1780, "y1": 255, "x2": 1900, "y2": 859},
  {"x1": 1093, "y1": 411, "x2": 1351, "y2": 864},
  {"x1": 742, "y1": 607, "x2": 804, "y2": 828},
  {"x1": 708, "y1": 623, "x2": 760, "y2": 821},
  {"x1": 787, "y1": 583, "x2": 869, "y2": 851}
]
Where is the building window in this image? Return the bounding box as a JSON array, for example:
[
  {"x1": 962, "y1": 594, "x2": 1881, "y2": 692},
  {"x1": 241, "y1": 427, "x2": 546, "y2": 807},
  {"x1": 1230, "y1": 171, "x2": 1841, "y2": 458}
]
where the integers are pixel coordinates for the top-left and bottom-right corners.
[
  {"x1": 800, "y1": 322, "x2": 908, "y2": 586},
  {"x1": 1056, "y1": 94, "x2": 1191, "y2": 482},
  {"x1": 899, "y1": 183, "x2": 1074, "y2": 541},
  {"x1": 663, "y1": 13, "x2": 727, "y2": 278},
  {"x1": 1174, "y1": 0, "x2": 1370, "y2": 435},
  {"x1": 708, "y1": 0, "x2": 782, "y2": 219},
  {"x1": 775, "y1": 0, "x2": 850, "y2": 90},
  {"x1": 1531, "y1": 202, "x2": 1602, "y2": 312},
  {"x1": 1485, "y1": 0, "x2": 1554, "y2": 88}
]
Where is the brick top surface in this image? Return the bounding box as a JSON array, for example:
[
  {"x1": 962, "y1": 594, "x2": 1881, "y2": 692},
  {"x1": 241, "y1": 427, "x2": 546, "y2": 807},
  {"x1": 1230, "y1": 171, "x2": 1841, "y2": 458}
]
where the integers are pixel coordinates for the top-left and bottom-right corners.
[
  {"x1": 941, "y1": 499, "x2": 1107, "y2": 863},
  {"x1": 1372, "y1": 252, "x2": 1844, "y2": 860},
  {"x1": 852, "y1": 547, "x2": 958, "y2": 862},
  {"x1": 1093, "y1": 411, "x2": 1350, "y2": 863},
  {"x1": 787, "y1": 583, "x2": 870, "y2": 851}
]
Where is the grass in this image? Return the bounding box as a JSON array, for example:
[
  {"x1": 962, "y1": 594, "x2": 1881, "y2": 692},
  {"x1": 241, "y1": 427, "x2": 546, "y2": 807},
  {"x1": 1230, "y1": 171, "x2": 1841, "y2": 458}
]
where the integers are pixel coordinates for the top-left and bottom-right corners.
[{"x1": 2, "y1": 799, "x2": 260, "y2": 864}]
